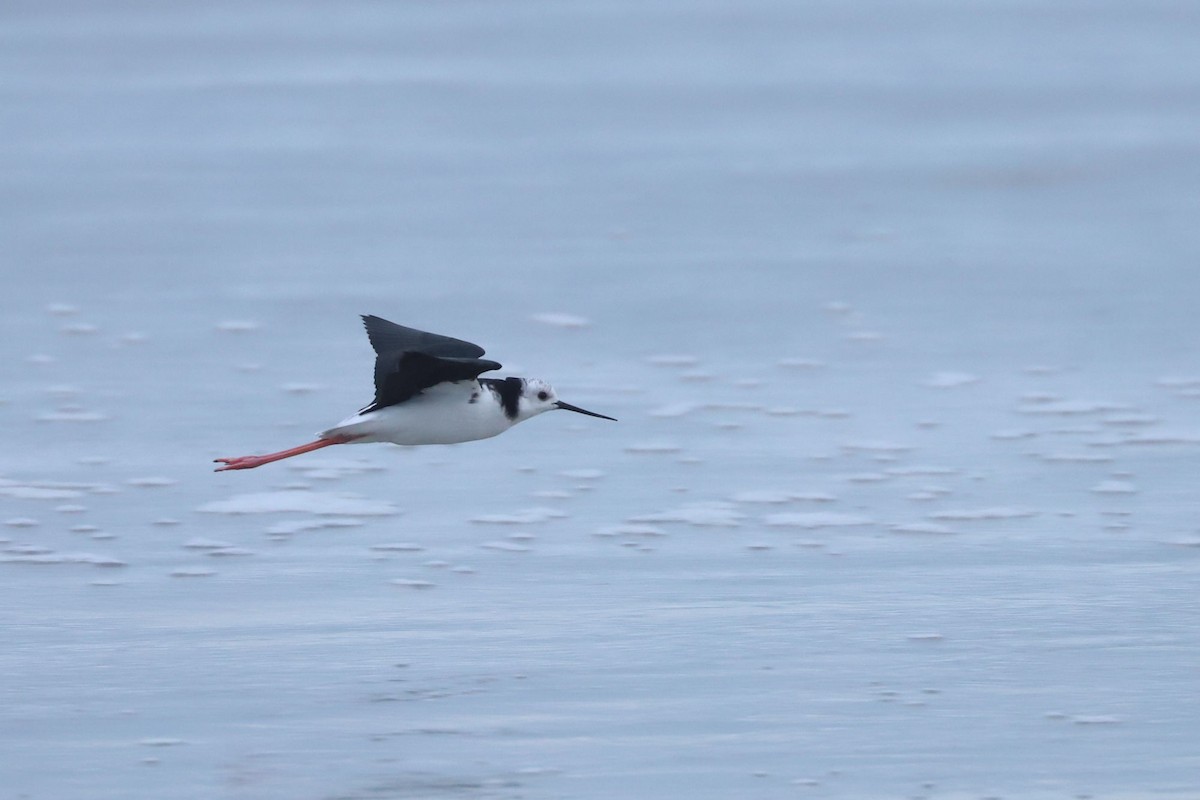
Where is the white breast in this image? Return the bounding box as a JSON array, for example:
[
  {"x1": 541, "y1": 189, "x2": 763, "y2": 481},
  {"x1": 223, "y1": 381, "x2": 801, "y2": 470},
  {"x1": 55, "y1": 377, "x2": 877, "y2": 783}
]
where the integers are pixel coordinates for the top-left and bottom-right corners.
[{"x1": 320, "y1": 381, "x2": 514, "y2": 445}]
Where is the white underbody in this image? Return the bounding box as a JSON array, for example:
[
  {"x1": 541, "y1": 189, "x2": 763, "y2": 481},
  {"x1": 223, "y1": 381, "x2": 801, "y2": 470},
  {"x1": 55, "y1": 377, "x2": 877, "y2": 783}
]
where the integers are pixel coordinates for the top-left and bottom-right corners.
[{"x1": 320, "y1": 380, "x2": 516, "y2": 445}]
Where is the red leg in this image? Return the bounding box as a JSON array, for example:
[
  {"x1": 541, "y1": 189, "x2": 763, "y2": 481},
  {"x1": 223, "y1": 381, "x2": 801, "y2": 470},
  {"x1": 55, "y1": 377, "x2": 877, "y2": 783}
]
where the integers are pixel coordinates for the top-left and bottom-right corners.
[{"x1": 214, "y1": 435, "x2": 359, "y2": 472}]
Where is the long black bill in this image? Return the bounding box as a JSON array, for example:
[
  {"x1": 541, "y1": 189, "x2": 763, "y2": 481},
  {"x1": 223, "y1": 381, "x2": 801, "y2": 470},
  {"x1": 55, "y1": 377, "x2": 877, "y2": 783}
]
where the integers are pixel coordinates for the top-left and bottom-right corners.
[{"x1": 554, "y1": 401, "x2": 617, "y2": 421}]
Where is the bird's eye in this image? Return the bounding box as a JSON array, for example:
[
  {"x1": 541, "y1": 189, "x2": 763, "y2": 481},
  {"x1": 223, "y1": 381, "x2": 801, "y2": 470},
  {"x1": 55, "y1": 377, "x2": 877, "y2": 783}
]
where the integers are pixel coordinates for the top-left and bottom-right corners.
[{"x1": 537, "y1": 391, "x2": 549, "y2": 401}]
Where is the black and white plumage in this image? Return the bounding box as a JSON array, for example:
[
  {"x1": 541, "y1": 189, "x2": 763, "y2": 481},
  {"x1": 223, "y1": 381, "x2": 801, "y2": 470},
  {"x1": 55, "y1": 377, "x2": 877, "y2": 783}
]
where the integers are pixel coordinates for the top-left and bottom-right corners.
[{"x1": 215, "y1": 315, "x2": 615, "y2": 471}]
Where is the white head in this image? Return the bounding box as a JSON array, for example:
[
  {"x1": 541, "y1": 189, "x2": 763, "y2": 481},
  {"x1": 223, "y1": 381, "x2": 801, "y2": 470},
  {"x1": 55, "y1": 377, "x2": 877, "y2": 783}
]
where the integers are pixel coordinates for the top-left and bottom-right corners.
[{"x1": 498, "y1": 377, "x2": 617, "y2": 423}]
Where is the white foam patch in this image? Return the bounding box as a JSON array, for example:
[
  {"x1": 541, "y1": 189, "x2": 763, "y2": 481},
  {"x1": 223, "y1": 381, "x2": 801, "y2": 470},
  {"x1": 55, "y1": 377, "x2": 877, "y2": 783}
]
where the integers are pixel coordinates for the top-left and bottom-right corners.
[
  {"x1": 763, "y1": 512, "x2": 874, "y2": 529},
  {"x1": 560, "y1": 469, "x2": 605, "y2": 482},
  {"x1": 649, "y1": 402, "x2": 701, "y2": 418},
  {"x1": 171, "y1": 568, "x2": 216, "y2": 578},
  {"x1": 624, "y1": 441, "x2": 683, "y2": 454},
  {"x1": 824, "y1": 301, "x2": 854, "y2": 315},
  {"x1": 884, "y1": 466, "x2": 960, "y2": 477},
  {"x1": 265, "y1": 517, "x2": 367, "y2": 535},
  {"x1": 631, "y1": 502, "x2": 744, "y2": 528},
  {"x1": 923, "y1": 371, "x2": 981, "y2": 388},
  {"x1": 1071, "y1": 715, "x2": 1122, "y2": 726},
  {"x1": 199, "y1": 491, "x2": 399, "y2": 516},
  {"x1": 593, "y1": 524, "x2": 669, "y2": 538},
  {"x1": 707, "y1": 402, "x2": 767, "y2": 412},
  {"x1": 370, "y1": 543, "x2": 425, "y2": 552},
  {"x1": 470, "y1": 507, "x2": 567, "y2": 524},
  {"x1": 1036, "y1": 452, "x2": 1114, "y2": 463},
  {"x1": 843, "y1": 472, "x2": 889, "y2": 484},
  {"x1": 776, "y1": 358, "x2": 826, "y2": 370},
  {"x1": 480, "y1": 541, "x2": 531, "y2": 552},
  {"x1": 730, "y1": 490, "x2": 795, "y2": 504},
  {"x1": 1156, "y1": 376, "x2": 1200, "y2": 389},
  {"x1": 281, "y1": 383, "x2": 325, "y2": 395},
  {"x1": 215, "y1": 320, "x2": 260, "y2": 332},
  {"x1": 891, "y1": 523, "x2": 957, "y2": 535},
  {"x1": 1090, "y1": 480, "x2": 1138, "y2": 495},
  {"x1": 530, "y1": 489, "x2": 573, "y2": 500},
  {"x1": 841, "y1": 440, "x2": 912, "y2": 454},
  {"x1": 183, "y1": 537, "x2": 235, "y2": 550},
  {"x1": 4, "y1": 518, "x2": 39, "y2": 528},
  {"x1": 1047, "y1": 423, "x2": 1102, "y2": 435},
  {"x1": 61, "y1": 322, "x2": 99, "y2": 335},
  {"x1": 5, "y1": 544, "x2": 51, "y2": 555},
  {"x1": 46, "y1": 385, "x2": 82, "y2": 397},
  {"x1": 530, "y1": 312, "x2": 591, "y2": 328},
  {"x1": 645, "y1": 354, "x2": 700, "y2": 367},
  {"x1": 929, "y1": 507, "x2": 1037, "y2": 521},
  {"x1": 1099, "y1": 431, "x2": 1200, "y2": 446},
  {"x1": 0, "y1": 550, "x2": 126, "y2": 567},
  {"x1": 206, "y1": 547, "x2": 256, "y2": 557},
  {"x1": 36, "y1": 409, "x2": 109, "y2": 422},
  {"x1": 285, "y1": 457, "x2": 387, "y2": 478},
  {"x1": 126, "y1": 477, "x2": 178, "y2": 488},
  {"x1": 1016, "y1": 399, "x2": 1130, "y2": 416},
  {"x1": 1101, "y1": 413, "x2": 1159, "y2": 426},
  {"x1": 652, "y1": 401, "x2": 774, "y2": 418}
]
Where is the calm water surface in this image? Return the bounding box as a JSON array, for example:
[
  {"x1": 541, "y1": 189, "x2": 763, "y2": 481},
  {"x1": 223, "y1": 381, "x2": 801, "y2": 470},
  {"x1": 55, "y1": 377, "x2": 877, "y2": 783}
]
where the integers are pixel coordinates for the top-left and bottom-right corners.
[{"x1": 2, "y1": 2, "x2": 1199, "y2": 798}]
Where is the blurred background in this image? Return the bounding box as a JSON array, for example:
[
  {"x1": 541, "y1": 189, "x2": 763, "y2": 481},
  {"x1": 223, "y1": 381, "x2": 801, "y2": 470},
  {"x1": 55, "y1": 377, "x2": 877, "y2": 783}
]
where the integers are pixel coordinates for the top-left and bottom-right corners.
[{"x1": 2, "y1": 2, "x2": 1198, "y2": 798}]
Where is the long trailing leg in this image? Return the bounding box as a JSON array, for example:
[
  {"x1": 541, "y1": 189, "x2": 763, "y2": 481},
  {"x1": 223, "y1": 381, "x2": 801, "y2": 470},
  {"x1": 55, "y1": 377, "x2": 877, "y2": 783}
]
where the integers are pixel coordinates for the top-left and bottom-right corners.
[{"x1": 214, "y1": 435, "x2": 360, "y2": 472}]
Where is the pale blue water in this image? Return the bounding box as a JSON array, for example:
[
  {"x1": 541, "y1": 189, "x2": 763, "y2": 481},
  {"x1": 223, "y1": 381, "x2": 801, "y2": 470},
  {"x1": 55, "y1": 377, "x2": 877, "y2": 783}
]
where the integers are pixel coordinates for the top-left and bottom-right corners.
[{"x1": 3, "y1": 2, "x2": 1199, "y2": 798}]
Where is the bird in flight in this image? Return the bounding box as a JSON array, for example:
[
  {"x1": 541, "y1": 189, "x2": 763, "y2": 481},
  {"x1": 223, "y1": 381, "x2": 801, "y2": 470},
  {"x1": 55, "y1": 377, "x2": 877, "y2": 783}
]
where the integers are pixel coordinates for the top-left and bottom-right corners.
[{"x1": 214, "y1": 315, "x2": 615, "y2": 471}]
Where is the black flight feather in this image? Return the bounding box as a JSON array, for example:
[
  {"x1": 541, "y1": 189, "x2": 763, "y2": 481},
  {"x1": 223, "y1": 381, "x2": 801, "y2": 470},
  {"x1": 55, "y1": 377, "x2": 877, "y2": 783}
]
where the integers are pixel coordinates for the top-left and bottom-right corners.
[
  {"x1": 359, "y1": 317, "x2": 501, "y2": 413},
  {"x1": 361, "y1": 315, "x2": 485, "y2": 358}
]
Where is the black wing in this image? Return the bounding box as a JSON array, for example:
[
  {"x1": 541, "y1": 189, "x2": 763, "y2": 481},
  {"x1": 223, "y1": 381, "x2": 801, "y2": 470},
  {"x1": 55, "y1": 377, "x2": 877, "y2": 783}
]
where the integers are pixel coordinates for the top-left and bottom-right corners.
[
  {"x1": 361, "y1": 315, "x2": 485, "y2": 358},
  {"x1": 364, "y1": 351, "x2": 501, "y2": 414}
]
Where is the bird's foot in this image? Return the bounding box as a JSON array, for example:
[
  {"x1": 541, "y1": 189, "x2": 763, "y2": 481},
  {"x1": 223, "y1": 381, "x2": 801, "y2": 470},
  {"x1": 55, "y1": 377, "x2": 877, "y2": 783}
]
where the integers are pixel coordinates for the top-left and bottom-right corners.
[{"x1": 213, "y1": 455, "x2": 272, "y2": 471}]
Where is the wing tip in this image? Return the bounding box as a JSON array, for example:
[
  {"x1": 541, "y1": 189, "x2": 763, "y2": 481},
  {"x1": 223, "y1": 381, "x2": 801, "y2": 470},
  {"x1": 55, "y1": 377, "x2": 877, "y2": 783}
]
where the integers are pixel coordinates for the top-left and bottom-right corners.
[
  {"x1": 361, "y1": 314, "x2": 389, "y2": 352},
  {"x1": 358, "y1": 314, "x2": 487, "y2": 359}
]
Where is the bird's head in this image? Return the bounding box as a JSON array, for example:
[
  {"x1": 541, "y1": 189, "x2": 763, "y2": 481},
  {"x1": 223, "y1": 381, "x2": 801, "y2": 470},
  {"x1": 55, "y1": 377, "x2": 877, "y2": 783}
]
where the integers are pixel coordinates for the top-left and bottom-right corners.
[{"x1": 518, "y1": 378, "x2": 617, "y2": 422}]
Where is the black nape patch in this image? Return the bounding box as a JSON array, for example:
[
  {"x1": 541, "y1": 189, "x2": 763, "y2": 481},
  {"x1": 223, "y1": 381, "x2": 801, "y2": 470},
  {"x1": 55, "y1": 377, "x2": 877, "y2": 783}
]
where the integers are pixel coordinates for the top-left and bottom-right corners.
[{"x1": 481, "y1": 377, "x2": 523, "y2": 420}]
